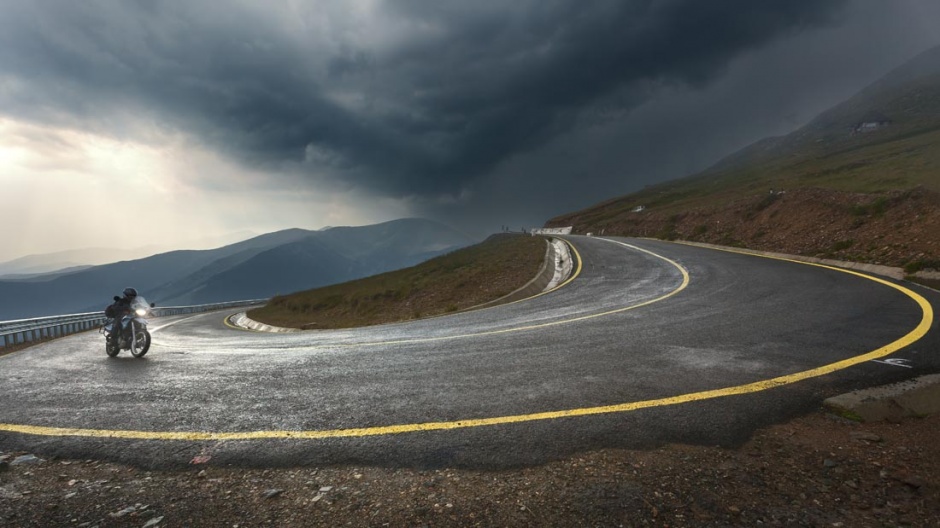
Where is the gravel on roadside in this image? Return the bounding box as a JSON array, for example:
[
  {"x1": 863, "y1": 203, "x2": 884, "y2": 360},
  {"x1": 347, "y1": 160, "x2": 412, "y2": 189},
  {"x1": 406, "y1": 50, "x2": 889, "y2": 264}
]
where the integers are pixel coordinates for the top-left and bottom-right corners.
[{"x1": 2, "y1": 410, "x2": 938, "y2": 527}]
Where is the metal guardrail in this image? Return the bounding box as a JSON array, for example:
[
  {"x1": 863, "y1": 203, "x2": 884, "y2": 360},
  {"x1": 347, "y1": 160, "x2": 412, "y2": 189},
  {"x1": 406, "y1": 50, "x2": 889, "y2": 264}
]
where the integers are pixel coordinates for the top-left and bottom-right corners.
[
  {"x1": 0, "y1": 299, "x2": 267, "y2": 348},
  {"x1": 531, "y1": 226, "x2": 573, "y2": 235}
]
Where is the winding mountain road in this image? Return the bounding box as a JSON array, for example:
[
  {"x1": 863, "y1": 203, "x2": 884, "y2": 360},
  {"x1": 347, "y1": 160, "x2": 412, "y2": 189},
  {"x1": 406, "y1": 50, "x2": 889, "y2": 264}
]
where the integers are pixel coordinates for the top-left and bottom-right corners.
[{"x1": 1, "y1": 236, "x2": 937, "y2": 469}]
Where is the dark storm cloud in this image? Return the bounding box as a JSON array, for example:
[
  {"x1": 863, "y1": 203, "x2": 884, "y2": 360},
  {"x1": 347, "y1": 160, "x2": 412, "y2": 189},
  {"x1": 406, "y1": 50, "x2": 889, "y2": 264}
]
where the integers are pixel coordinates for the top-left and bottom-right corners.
[
  {"x1": 0, "y1": 1, "x2": 845, "y2": 197},
  {"x1": 357, "y1": 0, "x2": 849, "y2": 192}
]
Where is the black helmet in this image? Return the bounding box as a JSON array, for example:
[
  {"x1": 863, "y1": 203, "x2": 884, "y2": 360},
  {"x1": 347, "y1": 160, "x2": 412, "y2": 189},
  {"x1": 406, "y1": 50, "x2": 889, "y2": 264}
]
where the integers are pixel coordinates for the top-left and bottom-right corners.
[{"x1": 123, "y1": 287, "x2": 138, "y2": 298}]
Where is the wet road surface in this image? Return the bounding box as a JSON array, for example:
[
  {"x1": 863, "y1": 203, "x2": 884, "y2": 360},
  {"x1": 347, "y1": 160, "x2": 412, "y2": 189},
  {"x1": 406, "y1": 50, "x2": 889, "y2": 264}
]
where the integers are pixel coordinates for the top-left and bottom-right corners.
[{"x1": 1, "y1": 236, "x2": 937, "y2": 469}]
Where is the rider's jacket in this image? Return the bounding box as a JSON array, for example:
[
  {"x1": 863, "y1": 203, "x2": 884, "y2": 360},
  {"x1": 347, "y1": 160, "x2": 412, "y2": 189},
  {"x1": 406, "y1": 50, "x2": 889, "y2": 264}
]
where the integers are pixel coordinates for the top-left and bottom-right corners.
[{"x1": 105, "y1": 296, "x2": 133, "y2": 319}]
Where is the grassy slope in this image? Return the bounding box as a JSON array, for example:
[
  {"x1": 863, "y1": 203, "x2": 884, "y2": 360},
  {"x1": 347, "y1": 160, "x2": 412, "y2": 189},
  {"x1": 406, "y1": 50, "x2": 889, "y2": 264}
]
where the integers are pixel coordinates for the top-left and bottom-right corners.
[
  {"x1": 547, "y1": 50, "x2": 940, "y2": 268},
  {"x1": 557, "y1": 112, "x2": 940, "y2": 226},
  {"x1": 546, "y1": 127, "x2": 940, "y2": 268},
  {"x1": 248, "y1": 234, "x2": 547, "y2": 329}
]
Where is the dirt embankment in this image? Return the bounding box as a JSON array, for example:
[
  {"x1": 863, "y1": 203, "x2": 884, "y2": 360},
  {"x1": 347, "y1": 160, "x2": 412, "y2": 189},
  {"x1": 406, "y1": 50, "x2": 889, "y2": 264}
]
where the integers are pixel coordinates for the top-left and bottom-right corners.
[
  {"x1": 551, "y1": 186, "x2": 940, "y2": 273},
  {"x1": 3, "y1": 411, "x2": 939, "y2": 526}
]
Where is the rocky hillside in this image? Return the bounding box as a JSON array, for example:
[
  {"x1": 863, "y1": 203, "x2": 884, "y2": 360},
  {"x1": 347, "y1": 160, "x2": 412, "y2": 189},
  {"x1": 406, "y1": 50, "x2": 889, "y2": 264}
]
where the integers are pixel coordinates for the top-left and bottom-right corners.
[
  {"x1": 567, "y1": 186, "x2": 939, "y2": 271},
  {"x1": 546, "y1": 46, "x2": 940, "y2": 271}
]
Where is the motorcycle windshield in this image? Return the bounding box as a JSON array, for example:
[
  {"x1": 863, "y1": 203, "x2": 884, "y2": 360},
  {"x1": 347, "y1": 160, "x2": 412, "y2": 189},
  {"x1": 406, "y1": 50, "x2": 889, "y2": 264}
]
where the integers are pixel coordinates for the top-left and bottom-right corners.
[{"x1": 130, "y1": 296, "x2": 151, "y2": 314}]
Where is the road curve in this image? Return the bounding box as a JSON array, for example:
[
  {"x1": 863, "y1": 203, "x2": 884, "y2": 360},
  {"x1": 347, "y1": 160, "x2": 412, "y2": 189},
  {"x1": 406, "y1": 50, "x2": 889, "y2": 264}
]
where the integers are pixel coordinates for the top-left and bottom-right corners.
[{"x1": 1, "y1": 236, "x2": 937, "y2": 469}]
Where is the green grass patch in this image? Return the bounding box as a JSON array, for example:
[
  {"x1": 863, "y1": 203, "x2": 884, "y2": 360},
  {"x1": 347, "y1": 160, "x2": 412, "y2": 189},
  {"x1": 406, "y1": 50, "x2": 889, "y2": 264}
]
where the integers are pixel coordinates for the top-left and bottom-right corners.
[
  {"x1": 851, "y1": 197, "x2": 890, "y2": 217},
  {"x1": 249, "y1": 234, "x2": 547, "y2": 329},
  {"x1": 655, "y1": 225, "x2": 679, "y2": 241},
  {"x1": 553, "y1": 125, "x2": 940, "y2": 223},
  {"x1": 903, "y1": 259, "x2": 940, "y2": 274}
]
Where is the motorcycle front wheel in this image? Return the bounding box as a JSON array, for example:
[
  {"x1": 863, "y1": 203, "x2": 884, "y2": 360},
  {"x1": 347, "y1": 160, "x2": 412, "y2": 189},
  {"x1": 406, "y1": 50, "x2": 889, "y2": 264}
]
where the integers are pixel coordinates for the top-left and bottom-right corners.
[
  {"x1": 106, "y1": 339, "x2": 120, "y2": 357},
  {"x1": 131, "y1": 329, "x2": 151, "y2": 358}
]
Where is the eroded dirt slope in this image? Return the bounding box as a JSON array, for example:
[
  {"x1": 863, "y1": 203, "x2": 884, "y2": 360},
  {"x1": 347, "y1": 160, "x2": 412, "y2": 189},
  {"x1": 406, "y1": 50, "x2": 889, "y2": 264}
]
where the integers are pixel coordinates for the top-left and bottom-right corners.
[
  {"x1": 2, "y1": 412, "x2": 938, "y2": 526},
  {"x1": 549, "y1": 186, "x2": 940, "y2": 271}
]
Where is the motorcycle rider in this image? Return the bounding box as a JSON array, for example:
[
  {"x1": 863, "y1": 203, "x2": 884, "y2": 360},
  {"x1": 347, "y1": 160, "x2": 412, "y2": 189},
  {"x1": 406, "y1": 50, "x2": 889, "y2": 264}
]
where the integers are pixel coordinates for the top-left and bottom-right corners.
[{"x1": 105, "y1": 287, "x2": 139, "y2": 347}]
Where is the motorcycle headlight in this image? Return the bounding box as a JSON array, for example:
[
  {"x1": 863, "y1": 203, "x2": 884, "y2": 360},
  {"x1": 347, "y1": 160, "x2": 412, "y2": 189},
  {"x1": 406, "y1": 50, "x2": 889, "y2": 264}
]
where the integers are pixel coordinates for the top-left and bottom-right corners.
[{"x1": 135, "y1": 308, "x2": 147, "y2": 316}]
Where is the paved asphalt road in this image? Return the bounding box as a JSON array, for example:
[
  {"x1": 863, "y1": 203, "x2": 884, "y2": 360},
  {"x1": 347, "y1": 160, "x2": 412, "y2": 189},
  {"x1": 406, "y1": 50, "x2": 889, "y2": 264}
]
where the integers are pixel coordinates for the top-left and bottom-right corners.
[{"x1": 1, "y1": 236, "x2": 937, "y2": 469}]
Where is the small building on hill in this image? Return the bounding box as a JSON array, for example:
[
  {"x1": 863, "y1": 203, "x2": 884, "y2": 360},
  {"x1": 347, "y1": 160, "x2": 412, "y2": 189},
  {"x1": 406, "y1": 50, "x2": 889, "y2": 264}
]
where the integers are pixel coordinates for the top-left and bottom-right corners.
[{"x1": 851, "y1": 111, "x2": 891, "y2": 134}]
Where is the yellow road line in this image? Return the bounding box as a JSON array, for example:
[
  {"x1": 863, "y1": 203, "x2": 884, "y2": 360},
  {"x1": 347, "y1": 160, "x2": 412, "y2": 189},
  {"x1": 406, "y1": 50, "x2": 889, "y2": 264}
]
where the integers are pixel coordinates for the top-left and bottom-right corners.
[
  {"x1": 223, "y1": 313, "x2": 259, "y2": 332},
  {"x1": 0, "y1": 239, "x2": 932, "y2": 441},
  {"x1": 219, "y1": 238, "x2": 686, "y2": 349},
  {"x1": 517, "y1": 237, "x2": 583, "y2": 297}
]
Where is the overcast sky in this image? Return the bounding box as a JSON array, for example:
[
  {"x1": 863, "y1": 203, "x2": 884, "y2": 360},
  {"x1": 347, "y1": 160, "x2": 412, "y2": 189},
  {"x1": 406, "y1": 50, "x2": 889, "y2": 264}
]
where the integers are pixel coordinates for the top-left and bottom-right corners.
[{"x1": 2, "y1": 1, "x2": 939, "y2": 261}]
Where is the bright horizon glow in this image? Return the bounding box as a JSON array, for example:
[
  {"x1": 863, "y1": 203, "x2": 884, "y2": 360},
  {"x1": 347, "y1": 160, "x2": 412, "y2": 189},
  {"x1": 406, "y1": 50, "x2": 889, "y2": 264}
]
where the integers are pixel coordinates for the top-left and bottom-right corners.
[
  {"x1": 0, "y1": 117, "x2": 412, "y2": 262},
  {"x1": 2, "y1": 2, "x2": 938, "y2": 264}
]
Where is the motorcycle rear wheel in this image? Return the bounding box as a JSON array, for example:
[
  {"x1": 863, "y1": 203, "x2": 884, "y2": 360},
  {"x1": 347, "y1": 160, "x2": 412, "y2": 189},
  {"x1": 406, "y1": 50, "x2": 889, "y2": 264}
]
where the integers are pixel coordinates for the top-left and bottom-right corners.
[{"x1": 131, "y1": 329, "x2": 151, "y2": 358}]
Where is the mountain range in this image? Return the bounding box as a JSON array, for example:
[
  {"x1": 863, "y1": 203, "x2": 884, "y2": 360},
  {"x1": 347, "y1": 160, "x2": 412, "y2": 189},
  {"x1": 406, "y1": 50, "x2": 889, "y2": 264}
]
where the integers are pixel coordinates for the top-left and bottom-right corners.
[
  {"x1": 546, "y1": 45, "x2": 940, "y2": 269},
  {"x1": 0, "y1": 231, "x2": 259, "y2": 279},
  {"x1": 0, "y1": 219, "x2": 475, "y2": 321}
]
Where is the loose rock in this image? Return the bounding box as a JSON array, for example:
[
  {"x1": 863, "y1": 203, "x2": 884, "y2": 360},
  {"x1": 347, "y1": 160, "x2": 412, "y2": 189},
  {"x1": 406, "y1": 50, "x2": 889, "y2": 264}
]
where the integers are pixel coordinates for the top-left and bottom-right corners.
[
  {"x1": 891, "y1": 472, "x2": 925, "y2": 489},
  {"x1": 143, "y1": 516, "x2": 165, "y2": 527},
  {"x1": 850, "y1": 432, "x2": 883, "y2": 443},
  {"x1": 110, "y1": 505, "x2": 137, "y2": 518},
  {"x1": 263, "y1": 489, "x2": 284, "y2": 499},
  {"x1": 11, "y1": 454, "x2": 45, "y2": 466}
]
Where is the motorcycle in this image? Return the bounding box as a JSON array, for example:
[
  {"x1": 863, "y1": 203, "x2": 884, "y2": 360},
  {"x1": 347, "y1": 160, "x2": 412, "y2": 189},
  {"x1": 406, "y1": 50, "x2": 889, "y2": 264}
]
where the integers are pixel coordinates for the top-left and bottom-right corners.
[{"x1": 101, "y1": 296, "x2": 155, "y2": 358}]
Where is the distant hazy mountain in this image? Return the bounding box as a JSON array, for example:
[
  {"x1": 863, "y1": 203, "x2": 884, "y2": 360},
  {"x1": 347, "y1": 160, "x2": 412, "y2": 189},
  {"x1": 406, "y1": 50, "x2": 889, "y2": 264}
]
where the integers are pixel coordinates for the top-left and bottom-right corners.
[
  {"x1": 180, "y1": 237, "x2": 364, "y2": 304},
  {"x1": 0, "y1": 230, "x2": 259, "y2": 278},
  {"x1": 0, "y1": 266, "x2": 94, "y2": 282},
  {"x1": 0, "y1": 247, "x2": 156, "y2": 277},
  {"x1": 314, "y1": 218, "x2": 476, "y2": 270},
  {"x1": 0, "y1": 219, "x2": 475, "y2": 320},
  {"x1": 149, "y1": 218, "x2": 474, "y2": 306}
]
